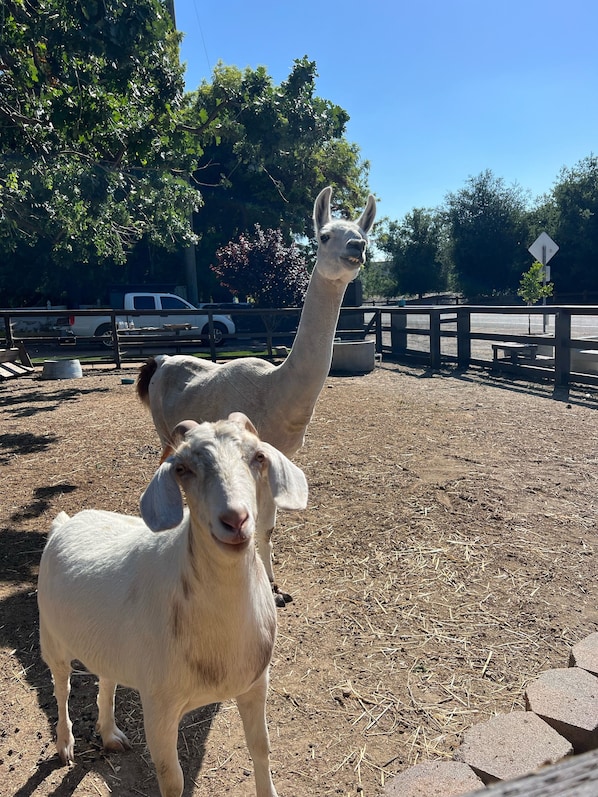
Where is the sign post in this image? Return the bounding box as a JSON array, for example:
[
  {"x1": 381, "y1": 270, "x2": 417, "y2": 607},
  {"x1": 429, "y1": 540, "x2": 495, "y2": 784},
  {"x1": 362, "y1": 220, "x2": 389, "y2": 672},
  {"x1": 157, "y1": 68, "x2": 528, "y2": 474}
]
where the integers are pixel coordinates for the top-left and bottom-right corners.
[{"x1": 528, "y1": 232, "x2": 559, "y2": 333}]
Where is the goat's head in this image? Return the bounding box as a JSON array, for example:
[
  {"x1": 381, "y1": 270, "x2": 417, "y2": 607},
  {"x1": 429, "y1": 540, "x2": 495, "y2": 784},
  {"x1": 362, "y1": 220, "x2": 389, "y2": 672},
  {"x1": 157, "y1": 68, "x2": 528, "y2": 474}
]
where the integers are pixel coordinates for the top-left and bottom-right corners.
[
  {"x1": 140, "y1": 413, "x2": 308, "y2": 549},
  {"x1": 313, "y1": 186, "x2": 376, "y2": 284}
]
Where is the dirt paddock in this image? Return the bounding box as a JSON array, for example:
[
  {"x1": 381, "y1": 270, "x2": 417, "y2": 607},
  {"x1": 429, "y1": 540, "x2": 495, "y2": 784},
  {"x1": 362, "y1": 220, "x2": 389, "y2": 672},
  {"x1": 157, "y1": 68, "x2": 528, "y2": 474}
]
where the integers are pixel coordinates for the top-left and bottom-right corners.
[{"x1": 1, "y1": 360, "x2": 597, "y2": 796}]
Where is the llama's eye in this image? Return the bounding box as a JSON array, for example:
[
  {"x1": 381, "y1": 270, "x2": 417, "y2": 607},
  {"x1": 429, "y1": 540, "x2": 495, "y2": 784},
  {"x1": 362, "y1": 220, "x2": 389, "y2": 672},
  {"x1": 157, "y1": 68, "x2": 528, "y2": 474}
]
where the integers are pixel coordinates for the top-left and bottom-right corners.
[{"x1": 320, "y1": 233, "x2": 330, "y2": 243}]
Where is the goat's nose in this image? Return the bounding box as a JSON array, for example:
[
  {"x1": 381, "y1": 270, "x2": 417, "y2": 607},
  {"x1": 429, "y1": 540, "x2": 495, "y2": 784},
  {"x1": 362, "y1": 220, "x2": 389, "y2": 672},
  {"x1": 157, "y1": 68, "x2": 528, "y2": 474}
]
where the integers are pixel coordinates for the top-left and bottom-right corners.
[{"x1": 219, "y1": 508, "x2": 249, "y2": 532}]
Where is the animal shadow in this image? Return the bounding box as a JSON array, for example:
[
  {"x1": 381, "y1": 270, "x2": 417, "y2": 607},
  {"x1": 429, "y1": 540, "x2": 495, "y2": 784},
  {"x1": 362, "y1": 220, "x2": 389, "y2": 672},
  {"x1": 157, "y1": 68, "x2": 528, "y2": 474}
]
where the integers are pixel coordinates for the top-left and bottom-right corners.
[{"x1": 0, "y1": 570, "x2": 217, "y2": 796}]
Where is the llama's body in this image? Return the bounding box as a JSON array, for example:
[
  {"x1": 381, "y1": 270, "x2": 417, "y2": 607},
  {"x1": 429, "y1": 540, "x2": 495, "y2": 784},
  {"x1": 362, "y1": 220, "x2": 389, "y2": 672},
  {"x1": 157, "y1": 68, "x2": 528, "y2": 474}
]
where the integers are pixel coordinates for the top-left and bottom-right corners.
[{"x1": 137, "y1": 187, "x2": 376, "y2": 602}]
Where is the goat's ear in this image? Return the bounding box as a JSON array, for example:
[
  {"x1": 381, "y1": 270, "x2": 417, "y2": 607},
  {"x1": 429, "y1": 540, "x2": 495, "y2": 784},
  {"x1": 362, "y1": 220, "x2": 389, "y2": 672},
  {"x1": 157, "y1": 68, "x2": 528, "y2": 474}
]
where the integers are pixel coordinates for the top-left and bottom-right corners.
[
  {"x1": 357, "y1": 194, "x2": 376, "y2": 235},
  {"x1": 228, "y1": 411, "x2": 258, "y2": 435},
  {"x1": 260, "y1": 442, "x2": 308, "y2": 511},
  {"x1": 314, "y1": 186, "x2": 332, "y2": 232},
  {"x1": 140, "y1": 460, "x2": 184, "y2": 532},
  {"x1": 160, "y1": 419, "x2": 200, "y2": 463}
]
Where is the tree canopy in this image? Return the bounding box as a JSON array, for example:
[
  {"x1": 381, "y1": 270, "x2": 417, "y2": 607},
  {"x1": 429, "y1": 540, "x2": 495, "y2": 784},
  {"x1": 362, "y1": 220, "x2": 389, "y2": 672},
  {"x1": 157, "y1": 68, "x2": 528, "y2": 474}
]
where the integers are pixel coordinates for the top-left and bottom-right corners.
[
  {"x1": 182, "y1": 57, "x2": 370, "y2": 298},
  {"x1": 549, "y1": 155, "x2": 598, "y2": 295},
  {"x1": 0, "y1": 0, "x2": 198, "y2": 304},
  {"x1": 0, "y1": 4, "x2": 371, "y2": 306},
  {"x1": 212, "y1": 225, "x2": 309, "y2": 307},
  {"x1": 375, "y1": 209, "x2": 446, "y2": 298},
  {"x1": 2, "y1": 2, "x2": 597, "y2": 307},
  {"x1": 443, "y1": 170, "x2": 531, "y2": 298}
]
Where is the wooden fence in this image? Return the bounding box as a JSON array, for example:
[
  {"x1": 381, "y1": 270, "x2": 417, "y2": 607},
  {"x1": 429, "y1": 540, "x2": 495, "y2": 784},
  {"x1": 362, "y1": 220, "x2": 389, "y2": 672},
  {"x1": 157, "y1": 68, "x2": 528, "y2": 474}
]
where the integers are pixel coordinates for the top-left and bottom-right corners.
[
  {"x1": 2, "y1": 304, "x2": 598, "y2": 388},
  {"x1": 372, "y1": 305, "x2": 598, "y2": 388}
]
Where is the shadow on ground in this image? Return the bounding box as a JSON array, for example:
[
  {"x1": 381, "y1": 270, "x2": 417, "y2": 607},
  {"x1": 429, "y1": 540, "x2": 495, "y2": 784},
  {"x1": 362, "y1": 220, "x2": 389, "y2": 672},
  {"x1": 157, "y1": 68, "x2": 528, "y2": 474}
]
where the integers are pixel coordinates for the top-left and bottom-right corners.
[{"x1": 0, "y1": 533, "x2": 218, "y2": 797}]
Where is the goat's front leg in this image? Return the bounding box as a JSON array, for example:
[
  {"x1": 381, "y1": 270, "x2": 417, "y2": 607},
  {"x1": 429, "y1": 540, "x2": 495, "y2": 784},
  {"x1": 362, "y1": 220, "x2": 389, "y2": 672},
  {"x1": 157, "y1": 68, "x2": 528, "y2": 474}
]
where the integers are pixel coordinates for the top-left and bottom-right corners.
[
  {"x1": 141, "y1": 695, "x2": 184, "y2": 797},
  {"x1": 257, "y1": 498, "x2": 291, "y2": 607},
  {"x1": 236, "y1": 672, "x2": 278, "y2": 797},
  {"x1": 96, "y1": 678, "x2": 131, "y2": 752}
]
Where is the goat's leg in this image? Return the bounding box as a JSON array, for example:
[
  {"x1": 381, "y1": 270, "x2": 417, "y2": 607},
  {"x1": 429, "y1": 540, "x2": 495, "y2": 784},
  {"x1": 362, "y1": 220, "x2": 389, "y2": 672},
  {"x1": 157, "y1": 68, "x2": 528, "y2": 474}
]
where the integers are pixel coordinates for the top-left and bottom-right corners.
[
  {"x1": 96, "y1": 678, "x2": 130, "y2": 752},
  {"x1": 51, "y1": 661, "x2": 75, "y2": 765},
  {"x1": 141, "y1": 696, "x2": 184, "y2": 797},
  {"x1": 236, "y1": 673, "x2": 278, "y2": 797},
  {"x1": 257, "y1": 500, "x2": 291, "y2": 607}
]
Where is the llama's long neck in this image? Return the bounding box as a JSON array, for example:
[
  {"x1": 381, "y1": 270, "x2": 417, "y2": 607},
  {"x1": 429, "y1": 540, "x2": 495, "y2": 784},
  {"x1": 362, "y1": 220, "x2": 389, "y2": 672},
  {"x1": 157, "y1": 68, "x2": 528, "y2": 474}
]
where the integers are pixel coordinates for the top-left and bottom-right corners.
[
  {"x1": 266, "y1": 267, "x2": 348, "y2": 453},
  {"x1": 288, "y1": 267, "x2": 347, "y2": 373}
]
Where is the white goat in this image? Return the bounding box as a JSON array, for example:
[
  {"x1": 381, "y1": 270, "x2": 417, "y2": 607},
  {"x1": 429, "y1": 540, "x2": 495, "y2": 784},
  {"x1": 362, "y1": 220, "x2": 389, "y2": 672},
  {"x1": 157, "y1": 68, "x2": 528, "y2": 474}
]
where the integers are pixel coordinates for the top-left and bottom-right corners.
[{"x1": 37, "y1": 412, "x2": 308, "y2": 797}]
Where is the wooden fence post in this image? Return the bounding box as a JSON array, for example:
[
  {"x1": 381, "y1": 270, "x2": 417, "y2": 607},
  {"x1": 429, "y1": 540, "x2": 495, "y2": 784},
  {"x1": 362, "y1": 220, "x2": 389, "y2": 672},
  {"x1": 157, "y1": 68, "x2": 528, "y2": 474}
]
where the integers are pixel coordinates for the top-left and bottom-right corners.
[
  {"x1": 430, "y1": 310, "x2": 441, "y2": 370},
  {"x1": 4, "y1": 316, "x2": 14, "y2": 348},
  {"x1": 374, "y1": 309, "x2": 383, "y2": 352},
  {"x1": 456, "y1": 308, "x2": 471, "y2": 369},
  {"x1": 554, "y1": 309, "x2": 571, "y2": 387},
  {"x1": 390, "y1": 310, "x2": 407, "y2": 354}
]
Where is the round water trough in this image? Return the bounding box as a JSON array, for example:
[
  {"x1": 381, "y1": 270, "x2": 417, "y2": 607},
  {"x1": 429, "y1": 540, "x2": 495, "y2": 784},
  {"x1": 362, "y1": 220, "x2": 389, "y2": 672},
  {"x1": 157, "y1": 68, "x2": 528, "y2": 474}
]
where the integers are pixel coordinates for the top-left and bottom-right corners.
[
  {"x1": 330, "y1": 339, "x2": 376, "y2": 374},
  {"x1": 42, "y1": 359, "x2": 83, "y2": 380}
]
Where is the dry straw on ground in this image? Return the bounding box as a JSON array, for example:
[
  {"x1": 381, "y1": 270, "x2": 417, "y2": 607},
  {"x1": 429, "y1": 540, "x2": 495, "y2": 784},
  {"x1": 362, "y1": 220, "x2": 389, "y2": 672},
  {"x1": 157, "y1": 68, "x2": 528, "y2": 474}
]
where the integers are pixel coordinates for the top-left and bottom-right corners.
[{"x1": 1, "y1": 360, "x2": 597, "y2": 796}]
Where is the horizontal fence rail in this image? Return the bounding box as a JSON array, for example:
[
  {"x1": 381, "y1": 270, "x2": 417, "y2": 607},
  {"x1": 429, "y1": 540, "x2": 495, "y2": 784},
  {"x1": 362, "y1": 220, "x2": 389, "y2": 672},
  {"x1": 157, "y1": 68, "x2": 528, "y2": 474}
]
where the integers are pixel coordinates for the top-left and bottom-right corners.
[{"x1": 2, "y1": 305, "x2": 598, "y2": 387}]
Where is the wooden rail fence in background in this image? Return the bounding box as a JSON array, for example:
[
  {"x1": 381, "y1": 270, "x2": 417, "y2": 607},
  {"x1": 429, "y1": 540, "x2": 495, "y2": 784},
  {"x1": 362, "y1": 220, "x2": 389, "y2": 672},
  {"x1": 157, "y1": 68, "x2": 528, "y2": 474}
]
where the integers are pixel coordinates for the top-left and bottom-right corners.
[{"x1": 2, "y1": 304, "x2": 598, "y2": 388}]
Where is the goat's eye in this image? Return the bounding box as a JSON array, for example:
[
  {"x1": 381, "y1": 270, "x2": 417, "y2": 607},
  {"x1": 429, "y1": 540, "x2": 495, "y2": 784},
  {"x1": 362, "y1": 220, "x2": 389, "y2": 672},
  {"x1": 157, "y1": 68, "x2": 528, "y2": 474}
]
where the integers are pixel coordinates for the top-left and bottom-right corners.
[
  {"x1": 320, "y1": 233, "x2": 330, "y2": 243},
  {"x1": 174, "y1": 463, "x2": 190, "y2": 477},
  {"x1": 253, "y1": 452, "x2": 266, "y2": 465}
]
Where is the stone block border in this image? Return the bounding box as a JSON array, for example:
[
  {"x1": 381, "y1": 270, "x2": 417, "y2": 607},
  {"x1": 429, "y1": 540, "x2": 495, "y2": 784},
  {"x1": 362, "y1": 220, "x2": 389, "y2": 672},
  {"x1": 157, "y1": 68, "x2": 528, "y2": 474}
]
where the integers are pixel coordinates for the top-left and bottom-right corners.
[{"x1": 383, "y1": 632, "x2": 598, "y2": 796}]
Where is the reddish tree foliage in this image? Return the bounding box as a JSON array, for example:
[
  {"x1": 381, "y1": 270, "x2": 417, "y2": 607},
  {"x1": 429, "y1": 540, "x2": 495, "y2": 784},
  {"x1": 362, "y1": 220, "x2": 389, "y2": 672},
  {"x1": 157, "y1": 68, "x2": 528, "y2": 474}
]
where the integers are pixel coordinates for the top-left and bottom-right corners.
[{"x1": 212, "y1": 225, "x2": 309, "y2": 307}]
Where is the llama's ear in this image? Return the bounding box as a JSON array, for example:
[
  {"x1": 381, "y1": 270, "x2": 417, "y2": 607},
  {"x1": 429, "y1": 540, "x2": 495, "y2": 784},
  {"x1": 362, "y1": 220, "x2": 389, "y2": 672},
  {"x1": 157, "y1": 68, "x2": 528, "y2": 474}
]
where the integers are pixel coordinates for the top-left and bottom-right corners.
[
  {"x1": 314, "y1": 186, "x2": 332, "y2": 231},
  {"x1": 357, "y1": 194, "x2": 376, "y2": 235},
  {"x1": 140, "y1": 460, "x2": 184, "y2": 532}
]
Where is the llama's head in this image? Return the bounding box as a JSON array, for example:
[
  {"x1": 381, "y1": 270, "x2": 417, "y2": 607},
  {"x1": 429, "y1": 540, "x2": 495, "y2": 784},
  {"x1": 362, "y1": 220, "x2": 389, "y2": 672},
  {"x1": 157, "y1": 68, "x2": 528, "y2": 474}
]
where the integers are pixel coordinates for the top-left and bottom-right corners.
[{"x1": 313, "y1": 186, "x2": 376, "y2": 284}]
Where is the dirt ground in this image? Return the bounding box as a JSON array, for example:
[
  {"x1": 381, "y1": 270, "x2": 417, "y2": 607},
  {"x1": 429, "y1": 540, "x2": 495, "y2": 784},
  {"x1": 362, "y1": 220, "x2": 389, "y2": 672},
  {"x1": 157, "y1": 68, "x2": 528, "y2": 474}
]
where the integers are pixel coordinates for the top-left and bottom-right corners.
[{"x1": 1, "y1": 359, "x2": 597, "y2": 797}]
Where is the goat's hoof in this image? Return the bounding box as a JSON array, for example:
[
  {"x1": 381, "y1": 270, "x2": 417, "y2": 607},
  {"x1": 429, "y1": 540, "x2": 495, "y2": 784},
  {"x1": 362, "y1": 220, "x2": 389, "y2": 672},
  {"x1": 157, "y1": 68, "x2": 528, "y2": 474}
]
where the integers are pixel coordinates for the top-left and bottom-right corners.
[
  {"x1": 102, "y1": 728, "x2": 131, "y2": 753},
  {"x1": 56, "y1": 739, "x2": 75, "y2": 767},
  {"x1": 272, "y1": 584, "x2": 293, "y2": 607}
]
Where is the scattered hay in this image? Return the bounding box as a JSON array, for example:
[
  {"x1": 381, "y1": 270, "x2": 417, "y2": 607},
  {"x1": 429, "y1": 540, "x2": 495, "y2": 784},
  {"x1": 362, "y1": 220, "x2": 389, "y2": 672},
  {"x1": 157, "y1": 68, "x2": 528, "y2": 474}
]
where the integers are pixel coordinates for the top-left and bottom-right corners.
[{"x1": 0, "y1": 363, "x2": 597, "y2": 795}]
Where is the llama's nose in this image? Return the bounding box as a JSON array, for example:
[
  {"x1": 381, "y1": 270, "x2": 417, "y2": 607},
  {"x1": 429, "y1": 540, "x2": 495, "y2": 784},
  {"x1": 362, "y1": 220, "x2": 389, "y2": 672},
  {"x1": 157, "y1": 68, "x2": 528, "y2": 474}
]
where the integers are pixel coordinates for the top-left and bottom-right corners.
[{"x1": 348, "y1": 238, "x2": 366, "y2": 254}]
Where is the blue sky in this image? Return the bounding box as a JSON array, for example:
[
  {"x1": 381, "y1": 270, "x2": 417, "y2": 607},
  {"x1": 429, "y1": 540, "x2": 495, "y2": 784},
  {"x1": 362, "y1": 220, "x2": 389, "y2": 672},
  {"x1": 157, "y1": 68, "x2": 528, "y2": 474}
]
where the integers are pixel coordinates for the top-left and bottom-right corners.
[{"x1": 174, "y1": 0, "x2": 598, "y2": 222}]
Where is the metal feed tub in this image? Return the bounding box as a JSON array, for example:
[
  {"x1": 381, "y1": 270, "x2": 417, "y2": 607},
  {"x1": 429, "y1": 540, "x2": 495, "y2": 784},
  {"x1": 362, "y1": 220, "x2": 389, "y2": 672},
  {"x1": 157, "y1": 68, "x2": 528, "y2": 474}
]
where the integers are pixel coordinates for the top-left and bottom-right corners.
[{"x1": 41, "y1": 359, "x2": 83, "y2": 380}]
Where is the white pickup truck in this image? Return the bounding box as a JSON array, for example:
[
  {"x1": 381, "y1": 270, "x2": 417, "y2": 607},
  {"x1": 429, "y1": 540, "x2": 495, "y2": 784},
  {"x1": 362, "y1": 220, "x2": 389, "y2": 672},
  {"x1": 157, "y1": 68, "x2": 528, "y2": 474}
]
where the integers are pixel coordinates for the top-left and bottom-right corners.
[{"x1": 56, "y1": 292, "x2": 235, "y2": 346}]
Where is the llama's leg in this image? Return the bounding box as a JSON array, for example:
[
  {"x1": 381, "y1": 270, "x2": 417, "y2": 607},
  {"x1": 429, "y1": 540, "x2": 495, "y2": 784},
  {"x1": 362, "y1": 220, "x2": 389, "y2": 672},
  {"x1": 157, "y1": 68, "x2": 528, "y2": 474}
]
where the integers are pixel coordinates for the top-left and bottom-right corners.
[
  {"x1": 96, "y1": 678, "x2": 130, "y2": 752},
  {"x1": 51, "y1": 661, "x2": 75, "y2": 765},
  {"x1": 141, "y1": 695, "x2": 184, "y2": 797},
  {"x1": 236, "y1": 673, "x2": 278, "y2": 797},
  {"x1": 257, "y1": 501, "x2": 291, "y2": 606}
]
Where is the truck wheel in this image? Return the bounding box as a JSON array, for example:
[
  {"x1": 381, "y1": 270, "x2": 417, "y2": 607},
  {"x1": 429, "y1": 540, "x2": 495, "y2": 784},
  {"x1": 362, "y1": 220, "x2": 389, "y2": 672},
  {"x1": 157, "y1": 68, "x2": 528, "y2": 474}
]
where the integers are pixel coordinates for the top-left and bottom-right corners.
[
  {"x1": 94, "y1": 323, "x2": 114, "y2": 348},
  {"x1": 201, "y1": 322, "x2": 227, "y2": 346}
]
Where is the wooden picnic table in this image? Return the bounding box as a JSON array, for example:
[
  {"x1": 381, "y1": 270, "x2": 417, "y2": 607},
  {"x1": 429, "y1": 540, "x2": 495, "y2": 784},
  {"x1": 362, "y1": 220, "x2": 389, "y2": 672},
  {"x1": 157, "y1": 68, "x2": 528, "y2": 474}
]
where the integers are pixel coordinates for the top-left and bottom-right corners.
[{"x1": 0, "y1": 343, "x2": 34, "y2": 380}]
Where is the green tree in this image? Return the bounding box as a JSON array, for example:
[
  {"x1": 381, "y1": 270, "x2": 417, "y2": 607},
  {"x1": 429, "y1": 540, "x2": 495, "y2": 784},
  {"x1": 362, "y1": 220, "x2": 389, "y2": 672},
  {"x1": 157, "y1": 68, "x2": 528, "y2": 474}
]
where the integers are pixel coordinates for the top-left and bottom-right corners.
[
  {"x1": 375, "y1": 209, "x2": 446, "y2": 298},
  {"x1": 360, "y1": 260, "x2": 398, "y2": 300},
  {"x1": 181, "y1": 58, "x2": 370, "y2": 297},
  {"x1": 212, "y1": 225, "x2": 309, "y2": 307},
  {"x1": 0, "y1": 0, "x2": 198, "y2": 305},
  {"x1": 444, "y1": 170, "x2": 531, "y2": 298},
  {"x1": 518, "y1": 261, "x2": 554, "y2": 305},
  {"x1": 550, "y1": 155, "x2": 598, "y2": 295}
]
